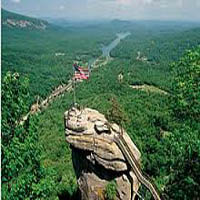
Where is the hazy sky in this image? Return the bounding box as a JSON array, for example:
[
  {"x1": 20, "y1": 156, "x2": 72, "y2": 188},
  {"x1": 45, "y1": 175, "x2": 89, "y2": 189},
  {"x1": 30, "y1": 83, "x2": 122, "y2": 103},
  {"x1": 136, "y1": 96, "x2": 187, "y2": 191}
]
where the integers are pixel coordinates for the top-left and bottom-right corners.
[{"x1": 2, "y1": 0, "x2": 200, "y2": 21}]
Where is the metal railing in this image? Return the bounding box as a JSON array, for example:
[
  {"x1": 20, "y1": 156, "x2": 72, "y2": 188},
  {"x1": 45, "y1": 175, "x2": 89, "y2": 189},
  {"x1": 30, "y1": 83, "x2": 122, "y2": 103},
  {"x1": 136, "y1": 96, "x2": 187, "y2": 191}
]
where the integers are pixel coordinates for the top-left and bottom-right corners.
[{"x1": 114, "y1": 134, "x2": 163, "y2": 200}]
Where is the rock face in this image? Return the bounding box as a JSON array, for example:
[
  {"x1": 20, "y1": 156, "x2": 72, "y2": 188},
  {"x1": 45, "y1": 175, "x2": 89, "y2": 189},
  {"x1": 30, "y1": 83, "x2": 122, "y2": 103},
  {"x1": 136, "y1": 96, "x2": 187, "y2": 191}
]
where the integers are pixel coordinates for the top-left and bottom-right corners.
[
  {"x1": 2, "y1": 9, "x2": 48, "y2": 30},
  {"x1": 64, "y1": 107, "x2": 141, "y2": 200},
  {"x1": 3, "y1": 18, "x2": 47, "y2": 30}
]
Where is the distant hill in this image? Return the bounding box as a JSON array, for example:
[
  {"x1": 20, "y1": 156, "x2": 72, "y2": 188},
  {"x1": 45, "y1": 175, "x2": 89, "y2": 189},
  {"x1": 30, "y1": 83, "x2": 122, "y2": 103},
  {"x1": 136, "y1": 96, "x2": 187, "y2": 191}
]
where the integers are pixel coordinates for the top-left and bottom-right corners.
[
  {"x1": 2, "y1": 9, "x2": 49, "y2": 30},
  {"x1": 111, "y1": 19, "x2": 131, "y2": 24}
]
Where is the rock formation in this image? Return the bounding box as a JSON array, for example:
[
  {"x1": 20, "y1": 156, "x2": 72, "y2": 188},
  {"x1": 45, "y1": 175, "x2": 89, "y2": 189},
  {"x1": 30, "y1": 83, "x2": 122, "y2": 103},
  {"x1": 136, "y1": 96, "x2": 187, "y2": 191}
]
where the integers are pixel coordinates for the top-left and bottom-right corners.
[
  {"x1": 64, "y1": 107, "x2": 141, "y2": 200},
  {"x1": 3, "y1": 18, "x2": 47, "y2": 30}
]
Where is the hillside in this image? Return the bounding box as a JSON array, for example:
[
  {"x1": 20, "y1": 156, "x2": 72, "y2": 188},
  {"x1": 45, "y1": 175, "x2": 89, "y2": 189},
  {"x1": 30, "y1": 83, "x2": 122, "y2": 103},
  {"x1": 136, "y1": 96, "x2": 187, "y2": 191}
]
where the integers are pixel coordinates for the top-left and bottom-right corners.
[
  {"x1": 36, "y1": 25, "x2": 199, "y2": 199},
  {"x1": 2, "y1": 9, "x2": 48, "y2": 30},
  {"x1": 2, "y1": 12, "x2": 200, "y2": 199},
  {"x1": 1, "y1": 14, "x2": 125, "y2": 100}
]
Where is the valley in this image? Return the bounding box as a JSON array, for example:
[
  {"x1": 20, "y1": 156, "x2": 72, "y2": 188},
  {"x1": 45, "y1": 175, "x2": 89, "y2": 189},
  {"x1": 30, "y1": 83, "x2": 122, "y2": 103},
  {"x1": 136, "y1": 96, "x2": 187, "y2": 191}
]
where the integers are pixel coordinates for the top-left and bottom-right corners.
[{"x1": 2, "y1": 8, "x2": 200, "y2": 200}]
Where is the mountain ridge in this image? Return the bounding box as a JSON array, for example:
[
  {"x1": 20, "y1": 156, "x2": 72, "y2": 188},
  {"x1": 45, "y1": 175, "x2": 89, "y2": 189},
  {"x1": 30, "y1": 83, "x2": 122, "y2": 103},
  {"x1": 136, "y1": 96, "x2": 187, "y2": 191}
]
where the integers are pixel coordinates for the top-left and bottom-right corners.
[{"x1": 2, "y1": 9, "x2": 49, "y2": 30}]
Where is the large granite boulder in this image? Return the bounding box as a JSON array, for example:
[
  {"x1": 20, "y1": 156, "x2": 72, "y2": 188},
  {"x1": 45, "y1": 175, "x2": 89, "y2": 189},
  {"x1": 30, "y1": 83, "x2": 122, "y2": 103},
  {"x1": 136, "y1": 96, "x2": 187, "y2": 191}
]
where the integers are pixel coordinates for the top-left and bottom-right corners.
[{"x1": 64, "y1": 107, "x2": 141, "y2": 200}]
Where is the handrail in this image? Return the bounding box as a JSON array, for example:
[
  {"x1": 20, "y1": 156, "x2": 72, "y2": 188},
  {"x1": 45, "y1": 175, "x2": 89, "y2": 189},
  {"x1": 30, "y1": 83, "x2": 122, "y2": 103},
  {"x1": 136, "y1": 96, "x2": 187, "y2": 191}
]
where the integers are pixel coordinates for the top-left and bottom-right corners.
[{"x1": 114, "y1": 134, "x2": 163, "y2": 200}]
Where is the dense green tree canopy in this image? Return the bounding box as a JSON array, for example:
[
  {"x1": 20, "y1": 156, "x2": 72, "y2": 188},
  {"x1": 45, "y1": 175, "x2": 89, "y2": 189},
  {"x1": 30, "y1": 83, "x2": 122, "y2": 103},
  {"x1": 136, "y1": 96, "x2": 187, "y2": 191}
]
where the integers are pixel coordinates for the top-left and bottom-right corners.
[
  {"x1": 2, "y1": 13, "x2": 200, "y2": 199},
  {"x1": 163, "y1": 47, "x2": 200, "y2": 199},
  {"x1": 2, "y1": 72, "x2": 54, "y2": 200},
  {"x1": 172, "y1": 46, "x2": 200, "y2": 121}
]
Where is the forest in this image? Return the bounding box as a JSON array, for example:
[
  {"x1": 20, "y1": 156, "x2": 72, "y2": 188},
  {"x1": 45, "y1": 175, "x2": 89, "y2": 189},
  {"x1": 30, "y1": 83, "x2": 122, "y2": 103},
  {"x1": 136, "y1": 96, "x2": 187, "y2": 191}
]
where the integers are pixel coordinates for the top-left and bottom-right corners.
[{"x1": 2, "y1": 9, "x2": 200, "y2": 200}]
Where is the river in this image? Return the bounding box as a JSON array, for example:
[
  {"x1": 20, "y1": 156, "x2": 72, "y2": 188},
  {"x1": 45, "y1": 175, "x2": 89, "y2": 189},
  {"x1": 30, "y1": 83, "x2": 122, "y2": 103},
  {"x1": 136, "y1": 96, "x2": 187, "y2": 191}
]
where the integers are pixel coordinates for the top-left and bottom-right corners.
[
  {"x1": 89, "y1": 32, "x2": 131, "y2": 67},
  {"x1": 101, "y1": 32, "x2": 131, "y2": 57},
  {"x1": 21, "y1": 32, "x2": 131, "y2": 120}
]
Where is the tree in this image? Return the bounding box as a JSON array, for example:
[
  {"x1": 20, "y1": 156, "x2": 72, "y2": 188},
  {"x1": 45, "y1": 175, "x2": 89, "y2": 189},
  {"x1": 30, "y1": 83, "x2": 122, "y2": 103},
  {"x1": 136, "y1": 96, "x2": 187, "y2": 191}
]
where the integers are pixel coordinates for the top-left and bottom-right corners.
[
  {"x1": 165, "y1": 126, "x2": 200, "y2": 200},
  {"x1": 106, "y1": 97, "x2": 129, "y2": 128},
  {"x1": 171, "y1": 46, "x2": 200, "y2": 121},
  {"x1": 1, "y1": 72, "x2": 53, "y2": 200},
  {"x1": 105, "y1": 180, "x2": 117, "y2": 200},
  {"x1": 166, "y1": 46, "x2": 200, "y2": 199}
]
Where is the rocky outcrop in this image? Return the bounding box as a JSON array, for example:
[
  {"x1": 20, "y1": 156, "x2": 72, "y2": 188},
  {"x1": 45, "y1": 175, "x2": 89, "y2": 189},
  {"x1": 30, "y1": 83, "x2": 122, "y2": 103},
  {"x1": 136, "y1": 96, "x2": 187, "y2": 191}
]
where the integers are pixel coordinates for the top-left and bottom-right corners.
[
  {"x1": 3, "y1": 19, "x2": 47, "y2": 30},
  {"x1": 64, "y1": 107, "x2": 141, "y2": 200},
  {"x1": 2, "y1": 9, "x2": 48, "y2": 30}
]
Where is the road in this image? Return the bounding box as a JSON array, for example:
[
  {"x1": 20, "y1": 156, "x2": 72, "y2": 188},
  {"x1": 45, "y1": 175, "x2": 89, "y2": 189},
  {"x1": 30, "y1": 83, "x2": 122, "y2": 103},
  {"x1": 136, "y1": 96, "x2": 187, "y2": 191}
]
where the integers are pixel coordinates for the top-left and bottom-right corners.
[{"x1": 20, "y1": 32, "x2": 131, "y2": 124}]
